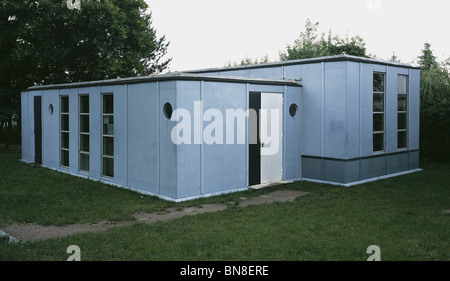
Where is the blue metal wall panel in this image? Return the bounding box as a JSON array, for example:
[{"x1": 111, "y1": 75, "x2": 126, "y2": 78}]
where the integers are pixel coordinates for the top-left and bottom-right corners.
[
  {"x1": 249, "y1": 67, "x2": 283, "y2": 79},
  {"x1": 283, "y1": 65, "x2": 302, "y2": 80},
  {"x1": 175, "y1": 81, "x2": 202, "y2": 199},
  {"x1": 88, "y1": 87, "x2": 102, "y2": 179},
  {"x1": 284, "y1": 86, "x2": 302, "y2": 180},
  {"x1": 324, "y1": 62, "x2": 347, "y2": 159},
  {"x1": 300, "y1": 63, "x2": 323, "y2": 157},
  {"x1": 361, "y1": 64, "x2": 375, "y2": 157},
  {"x1": 41, "y1": 89, "x2": 60, "y2": 168},
  {"x1": 159, "y1": 81, "x2": 178, "y2": 199},
  {"x1": 218, "y1": 69, "x2": 249, "y2": 77},
  {"x1": 21, "y1": 91, "x2": 31, "y2": 162},
  {"x1": 202, "y1": 81, "x2": 247, "y2": 194},
  {"x1": 127, "y1": 82, "x2": 159, "y2": 194},
  {"x1": 346, "y1": 62, "x2": 361, "y2": 159}
]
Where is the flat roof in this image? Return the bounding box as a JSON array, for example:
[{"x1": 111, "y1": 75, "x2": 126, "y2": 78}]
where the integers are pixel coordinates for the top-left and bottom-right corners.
[
  {"x1": 27, "y1": 72, "x2": 301, "y2": 91},
  {"x1": 186, "y1": 54, "x2": 420, "y2": 74}
]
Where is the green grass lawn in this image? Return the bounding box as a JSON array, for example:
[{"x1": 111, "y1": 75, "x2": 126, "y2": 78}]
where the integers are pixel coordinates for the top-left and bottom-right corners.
[{"x1": 1, "y1": 148, "x2": 449, "y2": 261}]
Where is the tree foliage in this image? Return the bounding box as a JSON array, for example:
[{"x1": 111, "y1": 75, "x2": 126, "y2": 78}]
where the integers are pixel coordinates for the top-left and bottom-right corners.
[
  {"x1": 226, "y1": 54, "x2": 270, "y2": 67},
  {"x1": 418, "y1": 43, "x2": 450, "y2": 162},
  {"x1": 279, "y1": 19, "x2": 367, "y2": 61},
  {"x1": 418, "y1": 42, "x2": 439, "y2": 71},
  {"x1": 0, "y1": 0, "x2": 171, "y2": 146}
]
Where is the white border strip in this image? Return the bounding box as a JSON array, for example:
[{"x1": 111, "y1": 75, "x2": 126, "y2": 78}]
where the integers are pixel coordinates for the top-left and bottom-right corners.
[
  {"x1": 302, "y1": 168, "x2": 422, "y2": 187},
  {"x1": 35, "y1": 163, "x2": 249, "y2": 203}
]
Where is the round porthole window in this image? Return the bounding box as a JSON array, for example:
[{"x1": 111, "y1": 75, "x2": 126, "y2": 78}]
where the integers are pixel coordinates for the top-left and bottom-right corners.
[
  {"x1": 289, "y1": 103, "x2": 298, "y2": 117},
  {"x1": 49, "y1": 104, "x2": 54, "y2": 115},
  {"x1": 163, "y1": 102, "x2": 173, "y2": 119}
]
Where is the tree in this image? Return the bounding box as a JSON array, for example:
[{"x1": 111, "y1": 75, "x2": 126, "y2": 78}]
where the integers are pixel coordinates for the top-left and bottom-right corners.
[
  {"x1": 279, "y1": 19, "x2": 367, "y2": 61},
  {"x1": 0, "y1": 0, "x2": 171, "y2": 146},
  {"x1": 226, "y1": 54, "x2": 270, "y2": 67},
  {"x1": 418, "y1": 42, "x2": 438, "y2": 71},
  {"x1": 389, "y1": 52, "x2": 400, "y2": 63},
  {"x1": 418, "y1": 42, "x2": 450, "y2": 162}
]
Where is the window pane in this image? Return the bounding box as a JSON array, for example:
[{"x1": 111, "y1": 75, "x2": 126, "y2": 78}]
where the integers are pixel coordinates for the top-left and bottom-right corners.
[
  {"x1": 103, "y1": 157, "x2": 114, "y2": 177},
  {"x1": 373, "y1": 133, "x2": 384, "y2": 152},
  {"x1": 398, "y1": 113, "x2": 407, "y2": 130},
  {"x1": 398, "y1": 94, "x2": 407, "y2": 111},
  {"x1": 373, "y1": 93, "x2": 384, "y2": 112},
  {"x1": 398, "y1": 75, "x2": 408, "y2": 94},
  {"x1": 80, "y1": 95, "x2": 89, "y2": 113},
  {"x1": 61, "y1": 96, "x2": 69, "y2": 113},
  {"x1": 80, "y1": 134, "x2": 89, "y2": 152},
  {"x1": 373, "y1": 113, "x2": 384, "y2": 132},
  {"x1": 103, "y1": 116, "x2": 114, "y2": 135},
  {"x1": 103, "y1": 136, "x2": 114, "y2": 156},
  {"x1": 61, "y1": 132, "x2": 69, "y2": 149},
  {"x1": 373, "y1": 73, "x2": 385, "y2": 92},
  {"x1": 61, "y1": 150, "x2": 69, "y2": 167},
  {"x1": 398, "y1": 131, "x2": 407, "y2": 149},
  {"x1": 80, "y1": 115, "x2": 89, "y2": 133},
  {"x1": 80, "y1": 153, "x2": 89, "y2": 172},
  {"x1": 61, "y1": 114, "x2": 69, "y2": 131},
  {"x1": 103, "y1": 94, "x2": 113, "y2": 114}
]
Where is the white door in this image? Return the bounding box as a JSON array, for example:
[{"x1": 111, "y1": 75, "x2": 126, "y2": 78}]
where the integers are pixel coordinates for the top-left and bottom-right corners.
[{"x1": 260, "y1": 93, "x2": 283, "y2": 184}]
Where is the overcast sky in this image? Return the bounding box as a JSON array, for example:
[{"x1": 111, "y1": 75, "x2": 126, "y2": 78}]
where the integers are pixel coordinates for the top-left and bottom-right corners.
[{"x1": 145, "y1": 0, "x2": 450, "y2": 72}]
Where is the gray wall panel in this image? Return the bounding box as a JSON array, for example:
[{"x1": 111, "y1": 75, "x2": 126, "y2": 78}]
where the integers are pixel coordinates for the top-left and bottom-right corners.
[
  {"x1": 176, "y1": 81, "x2": 202, "y2": 199},
  {"x1": 300, "y1": 63, "x2": 323, "y2": 157},
  {"x1": 159, "y1": 81, "x2": 178, "y2": 198},
  {"x1": 42, "y1": 89, "x2": 61, "y2": 168},
  {"x1": 284, "y1": 86, "x2": 302, "y2": 180},
  {"x1": 346, "y1": 62, "x2": 361, "y2": 159},
  {"x1": 324, "y1": 62, "x2": 347, "y2": 159},
  {"x1": 386, "y1": 153, "x2": 409, "y2": 174},
  {"x1": 202, "y1": 82, "x2": 247, "y2": 194},
  {"x1": 127, "y1": 82, "x2": 158, "y2": 193},
  {"x1": 360, "y1": 156, "x2": 386, "y2": 179},
  {"x1": 302, "y1": 157, "x2": 323, "y2": 180}
]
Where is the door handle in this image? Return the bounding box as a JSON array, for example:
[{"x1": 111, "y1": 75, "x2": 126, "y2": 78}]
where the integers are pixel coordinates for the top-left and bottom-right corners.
[{"x1": 261, "y1": 142, "x2": 265, "y2": 147}]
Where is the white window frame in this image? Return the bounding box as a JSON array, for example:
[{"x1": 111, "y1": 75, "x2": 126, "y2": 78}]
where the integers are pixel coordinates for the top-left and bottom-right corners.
[
  {"x1": 373, "y1": 72, "x2": 385, "y2": 153},
  {"x1": 79, "y1": 94, "x2": 90, "y2": 172},
  {"x1": 60, "y1": 96, "x2": 70, "y2": 167},
  {"x1": 101, "y1": 93, "x2": 114, "y2": 178},
  {"x1": 397, "y1": 75, "x2": 408, "y2": 150}
]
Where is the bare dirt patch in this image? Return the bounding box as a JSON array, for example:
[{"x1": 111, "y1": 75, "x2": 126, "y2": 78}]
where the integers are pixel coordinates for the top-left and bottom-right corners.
[{"x1": 1, "y1": 190, "x2": 310, "y2": 242}]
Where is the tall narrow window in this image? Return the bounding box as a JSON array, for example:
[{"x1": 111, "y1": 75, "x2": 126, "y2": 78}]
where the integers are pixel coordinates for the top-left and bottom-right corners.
[
  {"x1": 373, "y1": 73, "x2": 385, "y2": 152},
  {"x1": 398, "y1": 75, "x2": 408, "y2": 149},
  {"x1": 79, "y1": 95, "x2": 90, "y2": 172},
  {"x1": 102, "y1": 94, "x2": 114, "y2": 178},
  {"x1": 60, "y1": 96, "x2": 69, "y2": 167}
]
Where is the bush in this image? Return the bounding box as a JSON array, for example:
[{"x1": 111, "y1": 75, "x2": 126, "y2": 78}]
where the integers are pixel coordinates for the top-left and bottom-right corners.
[{"x1": 420, "y1": 64, "x2": 450, "y2": 162}]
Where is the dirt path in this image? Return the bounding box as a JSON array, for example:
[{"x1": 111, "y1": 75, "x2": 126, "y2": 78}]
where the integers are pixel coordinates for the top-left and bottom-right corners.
[{"x1": 1, "y1": 190, "x2": 310, "y2": 242}]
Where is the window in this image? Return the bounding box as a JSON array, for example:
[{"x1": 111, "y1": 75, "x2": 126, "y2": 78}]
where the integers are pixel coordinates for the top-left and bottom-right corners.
[
  {"x1": 289, "y1": 103, "x2": 298, "y2": 117},
  {"x1": 163, "y1": 102, "x2": 173, "y2": 119},
  {"x1": 373, "y1": 73, "x2": 385, "y2": 152},
  {"x1": 79, "y1": 95, "x2": 89, "y2": 172},
  {"x1": 60, "y1": 96, "x2": 69, "y2": 167},
  {"x1": 102, "y1": 94, "x2": 114, "y2": 177},
  {"x1": 398, "y1": 75, "x2": 408, "y2": 149}
]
